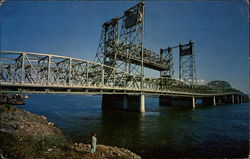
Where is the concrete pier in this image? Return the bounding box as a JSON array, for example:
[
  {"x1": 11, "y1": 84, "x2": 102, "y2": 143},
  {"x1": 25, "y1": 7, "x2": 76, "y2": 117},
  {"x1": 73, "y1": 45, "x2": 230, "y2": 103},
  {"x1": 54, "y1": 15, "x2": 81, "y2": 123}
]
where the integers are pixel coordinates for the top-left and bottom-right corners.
[
  {"x1": 139, "y1": 94, "x2": 145, "y2": 112},
  {"x1": 103, "y1": 94, "x2": 248, "y2": 112},
  {"x1": 160, "y1": 94, "x2": 249, "y2": 108},
  {"x1": 213, "y1": 96, "x2": 216, "y2": 106},
  {"x1": 232, "y1": 94, "x2": 234, "y2": 104},
  {"x1": 236, "y1": 95, "x2": 239, "y2": 103},
  {"x1": 159, "y1": 96, "x2": 194, "y2": 107},
  {"x1": 102, "y1": 94, "x2": 145, "y2": 112},
  {"x1": 192, "y1": 97, "x2": 196, "y2": 108}
]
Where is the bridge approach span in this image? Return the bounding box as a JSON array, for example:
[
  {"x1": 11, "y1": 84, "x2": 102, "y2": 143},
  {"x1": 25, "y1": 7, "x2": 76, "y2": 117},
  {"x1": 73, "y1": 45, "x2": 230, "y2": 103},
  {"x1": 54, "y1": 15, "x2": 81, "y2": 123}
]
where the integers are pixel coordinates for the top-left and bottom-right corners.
[{"x1": 1, "y1": 51, "x2": 249, "y2": 111}]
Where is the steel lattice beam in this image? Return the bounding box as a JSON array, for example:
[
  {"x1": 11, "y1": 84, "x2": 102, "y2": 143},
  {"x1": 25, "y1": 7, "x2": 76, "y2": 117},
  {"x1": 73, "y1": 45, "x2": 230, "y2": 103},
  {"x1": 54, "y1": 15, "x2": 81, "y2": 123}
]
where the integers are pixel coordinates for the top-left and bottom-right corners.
[{"x1": 1, "y1": 51, "x2": 247, "y2": 99}]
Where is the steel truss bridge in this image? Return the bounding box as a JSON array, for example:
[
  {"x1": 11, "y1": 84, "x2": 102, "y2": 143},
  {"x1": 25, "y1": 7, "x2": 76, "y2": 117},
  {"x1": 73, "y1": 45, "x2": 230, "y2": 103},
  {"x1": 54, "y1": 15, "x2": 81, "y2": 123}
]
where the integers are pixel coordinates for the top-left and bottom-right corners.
[
  {"x1": 0, "y1": 3, "x2": 248, "y2": 112},
  {"x1": 0, "y1": 51, "x2": 247, "y2": 97}
]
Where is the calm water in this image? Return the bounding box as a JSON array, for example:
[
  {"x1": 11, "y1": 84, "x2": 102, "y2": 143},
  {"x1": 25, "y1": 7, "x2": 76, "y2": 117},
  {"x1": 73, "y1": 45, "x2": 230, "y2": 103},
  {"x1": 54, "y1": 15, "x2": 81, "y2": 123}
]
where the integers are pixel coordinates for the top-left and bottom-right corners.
[{"x1": 18, "y1": 94, "x2": 249, "y2": 158}]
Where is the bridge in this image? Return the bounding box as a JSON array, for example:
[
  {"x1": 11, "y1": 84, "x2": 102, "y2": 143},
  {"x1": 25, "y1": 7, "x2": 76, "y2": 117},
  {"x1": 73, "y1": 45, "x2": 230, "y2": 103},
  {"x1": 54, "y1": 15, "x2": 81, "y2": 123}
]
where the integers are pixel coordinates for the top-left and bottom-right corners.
[{"x1": 0, "y1": 3, "x2": 249, "y2": 112}]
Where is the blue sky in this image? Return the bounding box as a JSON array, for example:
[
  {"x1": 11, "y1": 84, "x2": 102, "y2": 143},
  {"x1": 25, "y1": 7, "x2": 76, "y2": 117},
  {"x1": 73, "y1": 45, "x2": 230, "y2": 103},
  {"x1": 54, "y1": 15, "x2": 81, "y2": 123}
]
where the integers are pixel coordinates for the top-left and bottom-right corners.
[{"x1": 1, "y1": 1, "x2": 249, "y2": 94}]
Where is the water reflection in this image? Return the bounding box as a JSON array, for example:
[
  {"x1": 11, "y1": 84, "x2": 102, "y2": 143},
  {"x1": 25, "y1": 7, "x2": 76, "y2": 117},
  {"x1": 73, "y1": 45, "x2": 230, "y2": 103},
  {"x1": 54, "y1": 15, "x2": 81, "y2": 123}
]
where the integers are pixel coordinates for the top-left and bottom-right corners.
[{"x1": 99, "y1": 110, "x2": 145, "y2": 150}]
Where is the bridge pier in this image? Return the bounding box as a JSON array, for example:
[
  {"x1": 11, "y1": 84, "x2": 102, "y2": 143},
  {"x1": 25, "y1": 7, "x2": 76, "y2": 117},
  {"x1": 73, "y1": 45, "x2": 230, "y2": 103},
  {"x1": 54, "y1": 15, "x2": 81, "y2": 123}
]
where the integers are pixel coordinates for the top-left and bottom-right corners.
[
  {"x1": 159, "y1": 96, "x2": 195, "y2": 107},
  {"x1": 216, "y1": 95, "x2": 226, "y2": 104},
  {"x1": 202, "y1": 95, "x2": 238, "y2": 106},
  {"x1": 102, "y1": 94, "x2": 145, "y2": 112},
  {"x1": 224, "y1": 95, "x2": 232, "y2": 104},
  {"x1": 213, "y1": 96, "x2": 216, "y2": 106},
  {"x1": 192, "y1": 97, "x2": 196, "y2": 108},
  {"x1": 139, "y1": 94, "x2": 145, "y2": 112}
]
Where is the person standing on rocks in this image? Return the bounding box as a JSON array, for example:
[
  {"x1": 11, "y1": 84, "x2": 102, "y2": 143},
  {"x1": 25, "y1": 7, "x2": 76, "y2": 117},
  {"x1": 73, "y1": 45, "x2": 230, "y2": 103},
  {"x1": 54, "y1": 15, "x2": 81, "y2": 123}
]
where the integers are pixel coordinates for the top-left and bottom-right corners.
[{"x1": 90, "y1": 133, "x2": 97, "y2": 153}]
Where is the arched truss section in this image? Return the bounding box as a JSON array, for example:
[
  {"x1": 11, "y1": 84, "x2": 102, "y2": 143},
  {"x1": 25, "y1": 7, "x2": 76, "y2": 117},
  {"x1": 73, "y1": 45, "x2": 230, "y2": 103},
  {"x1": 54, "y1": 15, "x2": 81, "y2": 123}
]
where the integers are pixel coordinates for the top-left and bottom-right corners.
[{"x1": 0, "y1": 51, "x2": 246, "y2": 98}]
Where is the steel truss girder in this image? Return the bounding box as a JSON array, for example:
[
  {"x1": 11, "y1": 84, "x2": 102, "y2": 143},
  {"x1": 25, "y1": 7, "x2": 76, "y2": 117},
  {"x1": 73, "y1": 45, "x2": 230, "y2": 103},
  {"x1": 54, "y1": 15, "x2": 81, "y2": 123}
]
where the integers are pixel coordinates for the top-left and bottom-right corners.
[
  {"x1": 0, "y1": 51, "x2": 139, "y2": 89},
  {"x1": 0, "y1": 51, "x2": 246, "y2": 98}
]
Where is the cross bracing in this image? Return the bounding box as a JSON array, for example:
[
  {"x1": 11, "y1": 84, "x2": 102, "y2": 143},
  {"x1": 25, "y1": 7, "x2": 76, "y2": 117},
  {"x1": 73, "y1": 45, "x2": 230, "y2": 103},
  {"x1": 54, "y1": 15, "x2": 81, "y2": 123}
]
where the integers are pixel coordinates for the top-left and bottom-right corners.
[
  {"x1": 94, "y1": 2, "x2": 198, "y2": 87},
  {"x1": 0, "y1": 51, "x2": 248, "y2": 99}
]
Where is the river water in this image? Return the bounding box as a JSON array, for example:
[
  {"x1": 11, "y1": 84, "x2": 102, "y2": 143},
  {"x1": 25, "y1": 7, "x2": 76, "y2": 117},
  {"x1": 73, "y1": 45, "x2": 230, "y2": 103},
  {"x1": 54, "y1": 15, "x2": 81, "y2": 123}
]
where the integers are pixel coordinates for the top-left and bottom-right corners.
[{"x1": 19, "y1": 94, "x2": 249, "y2": 158}]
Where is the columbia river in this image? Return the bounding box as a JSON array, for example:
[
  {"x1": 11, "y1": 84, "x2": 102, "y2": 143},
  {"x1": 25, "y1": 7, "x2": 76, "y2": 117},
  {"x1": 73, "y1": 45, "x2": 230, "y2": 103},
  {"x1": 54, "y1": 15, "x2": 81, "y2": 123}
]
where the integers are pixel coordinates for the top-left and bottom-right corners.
[{"x1": 18, "y1": 94, "x2": 249, "y2": 158}]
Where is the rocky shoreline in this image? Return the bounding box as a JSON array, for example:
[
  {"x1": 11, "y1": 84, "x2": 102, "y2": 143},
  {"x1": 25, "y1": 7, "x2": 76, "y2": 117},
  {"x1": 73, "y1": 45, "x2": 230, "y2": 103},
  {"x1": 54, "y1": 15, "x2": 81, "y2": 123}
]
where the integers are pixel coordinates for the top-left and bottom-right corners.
[{"x1": 0, "y1": 104, "x2": 141, "y2": 159}]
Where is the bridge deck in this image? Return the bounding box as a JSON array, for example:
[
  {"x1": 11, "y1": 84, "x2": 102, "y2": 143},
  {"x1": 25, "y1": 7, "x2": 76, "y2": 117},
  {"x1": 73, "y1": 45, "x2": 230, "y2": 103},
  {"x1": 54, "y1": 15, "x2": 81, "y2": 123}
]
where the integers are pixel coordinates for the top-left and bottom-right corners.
[
  {"x1": 1, "y1": 82, "x2": 247, "y2": 99},
  {"x1": 0, "y1": 51, "x2": 248, "y2": 100}
]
